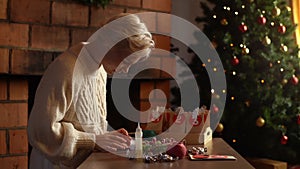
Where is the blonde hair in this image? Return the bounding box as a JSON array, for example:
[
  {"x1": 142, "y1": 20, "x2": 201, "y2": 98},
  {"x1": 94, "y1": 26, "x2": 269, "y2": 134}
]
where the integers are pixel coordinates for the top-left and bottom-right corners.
[{"x1": 106, "y1": 13, "x2": 155, "y2": 52}]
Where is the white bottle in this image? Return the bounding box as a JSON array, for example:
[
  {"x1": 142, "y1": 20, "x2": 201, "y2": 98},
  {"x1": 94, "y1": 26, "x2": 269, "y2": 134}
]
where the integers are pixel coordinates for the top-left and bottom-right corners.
[{"x1": 135, "y1": 122, "x2": 143, "y2": 159}]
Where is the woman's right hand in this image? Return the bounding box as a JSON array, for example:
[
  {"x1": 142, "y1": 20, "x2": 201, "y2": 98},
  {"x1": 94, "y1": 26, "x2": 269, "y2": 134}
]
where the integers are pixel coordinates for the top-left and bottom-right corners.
[{"x1": 95, "y1": 130, "x2": 131, "y2": 152}]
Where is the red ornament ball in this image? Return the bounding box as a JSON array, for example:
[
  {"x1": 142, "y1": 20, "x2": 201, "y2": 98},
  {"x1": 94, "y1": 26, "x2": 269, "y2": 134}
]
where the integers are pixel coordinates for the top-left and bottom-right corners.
[
  {"x1": 278, "y1": 24, "x2": 286, "y2": 34},
  {"x1": 213, "y1": 104, "x2": 219, "y2": 113},
  {"x1": 239, "y1": 23, "x2": 248, "y2": 33},
  {"x1": 231, "y1": 57, "x2": 239, "y2": 66},
  {"x1": 297, "y1": 114, "x2": 300, "y2": 125},
  {"x1": 291, "y1": 75, "x2": 299, "y2": 85},
  {"x1": 166, "y1": 141, "x2": 187, "y2": 159},
  {"x1": 281, "y1": 135, "x2": 288, "y2": 145},
  {"x1": 258, "y1": 15, "x2": 267, "y2": 25}
]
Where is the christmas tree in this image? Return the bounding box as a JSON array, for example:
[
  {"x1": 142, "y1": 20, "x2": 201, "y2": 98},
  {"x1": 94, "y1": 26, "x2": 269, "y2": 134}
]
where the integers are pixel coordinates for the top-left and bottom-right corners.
[{"x1": 195, "y1": 0, "x2": 300, "y2": 163}]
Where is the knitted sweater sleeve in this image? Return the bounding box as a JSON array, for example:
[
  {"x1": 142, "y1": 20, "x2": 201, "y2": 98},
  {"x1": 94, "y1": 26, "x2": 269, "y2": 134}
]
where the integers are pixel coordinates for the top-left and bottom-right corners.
[{"x1": 28, "y1": 51, "x2": 95, "y2": 168}]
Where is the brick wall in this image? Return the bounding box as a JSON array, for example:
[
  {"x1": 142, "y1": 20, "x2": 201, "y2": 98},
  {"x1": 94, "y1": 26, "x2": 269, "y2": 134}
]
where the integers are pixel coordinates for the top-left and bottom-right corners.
[{"x1": 0, "y1": 0, "x2": 172, "y2": 168}]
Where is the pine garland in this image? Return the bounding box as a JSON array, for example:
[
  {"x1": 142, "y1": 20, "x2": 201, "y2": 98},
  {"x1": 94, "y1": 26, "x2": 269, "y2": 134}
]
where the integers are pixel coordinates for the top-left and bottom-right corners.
[{"x1": 74, "y1": 0, "x2": 112, "y2": 8}]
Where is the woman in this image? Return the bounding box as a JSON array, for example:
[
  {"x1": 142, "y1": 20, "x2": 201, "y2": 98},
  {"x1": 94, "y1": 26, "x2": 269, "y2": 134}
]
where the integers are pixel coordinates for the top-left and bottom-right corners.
[{"x1": 28, "y1": 13, "x2": 155, "y2": 169}]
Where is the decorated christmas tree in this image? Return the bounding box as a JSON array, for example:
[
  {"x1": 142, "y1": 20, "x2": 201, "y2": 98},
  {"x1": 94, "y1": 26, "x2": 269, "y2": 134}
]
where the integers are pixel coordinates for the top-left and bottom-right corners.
[{"x1": 196, "y1": 0, "x2": 300, "y2": 163}]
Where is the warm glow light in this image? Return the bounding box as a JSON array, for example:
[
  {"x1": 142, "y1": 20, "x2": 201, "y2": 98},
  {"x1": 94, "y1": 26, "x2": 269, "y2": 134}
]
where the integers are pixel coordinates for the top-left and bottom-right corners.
[
  {"x1": 261, "y1": 79, "x2": 265, "y2": 84},
  {"x1": 232, "y1": 139, "x2": 237, "y2": 143},
  {"x1": 231, "y1": 96, "x2": 235, "y2": 100},
  {"x1": 222, "y1": 90, "x2": 226, "y2": 93}
]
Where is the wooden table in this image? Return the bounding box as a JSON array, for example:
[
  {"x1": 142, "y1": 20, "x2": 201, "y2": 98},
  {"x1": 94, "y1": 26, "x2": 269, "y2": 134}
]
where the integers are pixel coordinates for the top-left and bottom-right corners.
[{"x1": 78, "y1": 138, "x2": 255, "y2": 169}]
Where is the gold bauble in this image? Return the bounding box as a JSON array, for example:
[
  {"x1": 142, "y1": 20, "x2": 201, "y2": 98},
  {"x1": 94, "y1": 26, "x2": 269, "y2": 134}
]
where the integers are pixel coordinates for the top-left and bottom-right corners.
[
  {"x1": 242, "y1": 47, "x2": 250, "y2": 55},
  {"x1": 272, "y1": 6, "x2": 281, "y2": 17},
  {"x1": 256, "y1": 117, "x2": 265, "y2": 127},
  {"x1": 220, "y1": 18, "x2": 228, "y2": 26},
  {"x1": 245, "y1": 100, "x2": 251, "y2": 107},
  {"x1": 282, "y1": 79, "x2": 288, "y2": 84},
  {"x1": 280, "y1": 44, "x2": 288, "y2": 52},
  {"x1": 215, "y1": 123, "x2": 224, "y2": 132},
  {"x1": 262, "y1": 36, "x2": 271, "y2": 45}
]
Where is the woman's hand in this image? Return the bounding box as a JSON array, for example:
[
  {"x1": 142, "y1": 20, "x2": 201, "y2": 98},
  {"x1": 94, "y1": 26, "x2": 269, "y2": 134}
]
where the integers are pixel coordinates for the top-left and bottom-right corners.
[{"x1": 95, "y1": 128, "x2": 131, "y2": 152}]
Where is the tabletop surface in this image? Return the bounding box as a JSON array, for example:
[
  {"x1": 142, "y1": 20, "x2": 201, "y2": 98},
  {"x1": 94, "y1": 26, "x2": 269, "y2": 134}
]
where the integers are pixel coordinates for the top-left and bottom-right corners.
[{"x1": 78, "y1": 138, "x2": 255, "y2": 169}]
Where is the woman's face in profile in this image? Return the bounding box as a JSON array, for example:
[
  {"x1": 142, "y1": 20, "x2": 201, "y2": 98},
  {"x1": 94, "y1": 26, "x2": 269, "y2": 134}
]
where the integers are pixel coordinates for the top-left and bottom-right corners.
[{"x1": 102, "y1": 47, "x2": 136, "y2": 75}]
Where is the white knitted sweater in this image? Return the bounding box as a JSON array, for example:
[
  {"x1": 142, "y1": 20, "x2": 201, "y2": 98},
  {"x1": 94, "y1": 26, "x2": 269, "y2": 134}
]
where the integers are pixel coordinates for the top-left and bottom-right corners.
[{"x1": 28, "y1": 43, "x2": 107, "y2": 169}]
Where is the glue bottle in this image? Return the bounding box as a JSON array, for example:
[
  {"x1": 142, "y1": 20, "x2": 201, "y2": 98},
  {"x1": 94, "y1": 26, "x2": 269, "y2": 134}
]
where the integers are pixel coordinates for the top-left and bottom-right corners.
[{"x1": 135, "y1": 122, "x2": 143, "y2": 159}]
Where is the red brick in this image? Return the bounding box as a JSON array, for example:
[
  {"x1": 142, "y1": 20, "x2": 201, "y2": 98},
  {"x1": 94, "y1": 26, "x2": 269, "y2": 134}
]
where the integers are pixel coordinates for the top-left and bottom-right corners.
[
  {"x1": 155, "y1": 81, "x2": 170, "y2": 99},
  {"x1": 0, "y1": 48, "x2": 9, "y2": 73},
  {"x1": 9, "y1": 79, "x2": 28, "y2": 101},
  {"x1": 113, "y1": 0, "x2": 141, "y2": 8},
  {"x1": 0, "y1": 103, "x2": 27, "y2": 128},
  {"x1": 131, "y1": 56, "x2": 161, "y2": 79},
  {"x1": 0, "y1": 23, "x2": 29, "y2": 48},
  {"x1": 140, "y1": 81, "x2": 154, "y2": 99},
  {"x1": 142, "y1": 0, "x2": 171, "y2": 12},
  {"x1": 0, "y1": 79, "x2": 7, "y2": 100},
  {"x1": 0, "y1": 0, "x2": 7, "y2": 19},
  {"x1": 140, "y1": 100, "x2": 166, "y2": 111},
  {"x1": 31, "y1": 25, "x2": 69, "y2": 51},
  {"x1": 90, "y1": 5, "x2": 125, "y2": 27},
  {"x1": 153, "y1": 35, "x2": 170, "y2": 51},
  {"x1": 161, "y1": 55, "x2": 176, "y2": 79},
  {"x1": 71, "y1": 28, "x2": 97, "y2": 45},
  {"x1": 9, "y1": 129, "x2": 28, "y2": 154},
  {"x1": 10, "y1": 0, "x2": 50, "y2": 24},
  {"x1": 140, "y1": 101, "x2": 150, "y2": 111},
  {"x1": 137, "y1": 12, "x2": 157, "y2": 33},
  {"x1": 11, "y1": 49, "x2": 53, "y2": 75},
  {"x1": 52, "y1": 2, "x2": 89, "y2": 27},
  {"x1": 156, "y1": 12, "x2": 171, "y2": 34},
  {"x1": 125, "y1": 8, "x2": 147, "y2": 14},
  {"x1": 0, "y1": 156, "x2": 28, "y2": 169},
  {"x1": 0, "y1": 130, "x2": 7, "y2": 155}
]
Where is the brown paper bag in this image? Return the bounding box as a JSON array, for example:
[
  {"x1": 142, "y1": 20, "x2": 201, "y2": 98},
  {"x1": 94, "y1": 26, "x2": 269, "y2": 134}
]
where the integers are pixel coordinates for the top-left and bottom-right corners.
[{"x1": 144, "y1": 107, "x2": 165, "y2": 134}]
